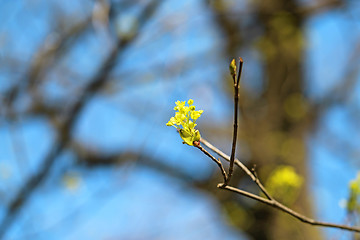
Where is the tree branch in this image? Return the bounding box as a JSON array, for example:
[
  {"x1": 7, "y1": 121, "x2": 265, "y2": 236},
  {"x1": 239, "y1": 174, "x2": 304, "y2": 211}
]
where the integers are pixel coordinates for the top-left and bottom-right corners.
[
  {"x1": 0, "y1": 2, "x2": 161, "y2": 238},
  {"x1": 201, "y1": 138, "x2": 273, "y2": 200},
  {"x1": 198, "y1": 138, "x2": 360, "y2": 233},
  {"x1": 221, "y1": 185, "x2": 360, "y2": 233},
  {"x1": 195, "y1": 145, "x2": 227, "y2": 182},
  {"x1": 226, "y1": 57, "x2": 243, "y2": 185}
]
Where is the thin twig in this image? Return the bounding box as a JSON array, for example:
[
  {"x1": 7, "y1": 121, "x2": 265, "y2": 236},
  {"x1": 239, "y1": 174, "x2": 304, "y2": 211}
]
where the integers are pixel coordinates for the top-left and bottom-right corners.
[
  {"x1": 199, "y1": 138, "x2": 360, "y2": 233},
  {"x1": 221, "y1": 185, "x2": 360, "y2": 233},
  {"x1": 195, "y1": 145, "x2": 227, "y2": 182},
  {"x1": 201, "y1": 138, "x2": 273, "y2": 200},
  {"x1": 192, "y1": 57, "x2": 360, "y2": 234},
  {"x1": 226, "y1": 57, "x2": 243, "y2": 185}
]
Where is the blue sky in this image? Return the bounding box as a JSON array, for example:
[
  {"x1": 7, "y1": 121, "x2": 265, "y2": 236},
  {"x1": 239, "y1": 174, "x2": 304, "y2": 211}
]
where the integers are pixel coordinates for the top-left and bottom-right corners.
[{"x1": 0, "y1": 0, "x2": 359, "y2": 239}]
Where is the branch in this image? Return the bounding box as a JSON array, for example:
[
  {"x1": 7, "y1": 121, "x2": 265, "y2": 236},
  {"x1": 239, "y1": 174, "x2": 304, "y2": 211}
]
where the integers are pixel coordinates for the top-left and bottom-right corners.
[
  {"x1": 201, "y1": 138, "x2": 273, "y2": 200},
  {"x1": 0, "y1": 43, "x2": 119, "y2": 239},
  {"x1": 226, "y1": 57, "x2": 243, "y2": 185},
  {"x1": 221, "y1": 185, "x2": 360, "y2": 233},
  {"x1": 198, "y1": 138, "x2": 360, "y2": 233},
  {"x1": 195, "y1": 144, "x2": 227, "y2": 182},
  {"x1": 0, "y1": 2, "x2": 161, "y2": 238}
]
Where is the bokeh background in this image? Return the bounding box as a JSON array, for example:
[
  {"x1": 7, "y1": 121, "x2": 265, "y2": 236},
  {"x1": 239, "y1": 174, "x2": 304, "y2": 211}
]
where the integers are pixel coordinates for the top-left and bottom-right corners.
[{"x1": 1, "y1": 0, "x2": 360, "y2": 239}]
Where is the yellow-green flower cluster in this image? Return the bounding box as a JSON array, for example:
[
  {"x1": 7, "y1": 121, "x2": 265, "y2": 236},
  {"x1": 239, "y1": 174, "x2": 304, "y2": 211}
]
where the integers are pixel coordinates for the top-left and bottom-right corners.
[
  {"x1": 347, "y1": 172, "x2": 360, "y2": 213},
  {"x1": 166, "y1": 99, "x2": 203, "y2": 146}
]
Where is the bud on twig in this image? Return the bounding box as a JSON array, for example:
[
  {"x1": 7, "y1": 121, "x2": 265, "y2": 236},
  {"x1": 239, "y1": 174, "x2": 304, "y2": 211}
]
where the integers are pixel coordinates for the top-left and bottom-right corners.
[{"x1": 229, "y1": 58, "x2": 237, "y2": 81}]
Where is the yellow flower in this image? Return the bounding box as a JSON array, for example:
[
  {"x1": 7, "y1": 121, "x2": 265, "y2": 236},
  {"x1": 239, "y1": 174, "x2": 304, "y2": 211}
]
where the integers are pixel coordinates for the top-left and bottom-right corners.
[{"x1": 166, "y1": 99, "x2": 203, "y2": 146}]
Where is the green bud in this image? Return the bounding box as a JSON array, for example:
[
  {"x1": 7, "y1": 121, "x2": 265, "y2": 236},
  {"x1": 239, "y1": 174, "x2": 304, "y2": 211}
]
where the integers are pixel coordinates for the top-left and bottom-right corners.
[
  {"x1": 229, "y1": 59, "x2": 236, "y2": 78},
  {"x1": 194, "y1": 130, "x2": 201, "y2": 142},
  {"x1": 180, "y1": 129, "x2": 194, "y2": 146}
]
